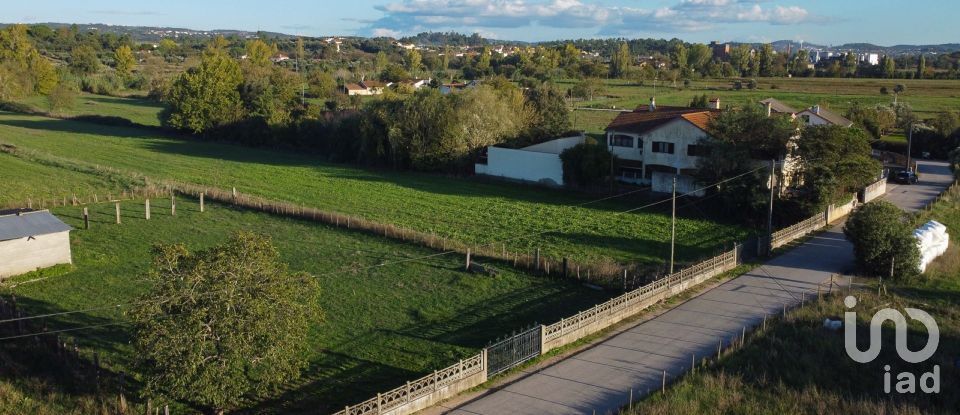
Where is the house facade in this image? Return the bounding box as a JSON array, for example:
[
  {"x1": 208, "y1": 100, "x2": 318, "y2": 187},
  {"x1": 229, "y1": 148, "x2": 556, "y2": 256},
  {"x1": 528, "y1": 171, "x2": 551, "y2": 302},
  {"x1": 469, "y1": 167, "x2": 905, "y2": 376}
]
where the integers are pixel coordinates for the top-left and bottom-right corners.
[{"x1": 605, "y1": 101, "x2": 718, "y2": 195}]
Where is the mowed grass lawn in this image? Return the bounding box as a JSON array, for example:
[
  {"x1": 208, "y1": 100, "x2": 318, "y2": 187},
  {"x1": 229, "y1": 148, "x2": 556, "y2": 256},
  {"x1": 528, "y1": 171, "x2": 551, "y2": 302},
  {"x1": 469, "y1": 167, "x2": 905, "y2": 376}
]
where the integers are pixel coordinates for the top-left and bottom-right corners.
[
  {"x1": 568, "y1": 77, "x2": 960, "y2": 133},
  {"x1": 0, "y1": 151, "x2": 134, "y2": 208},
  {"x1": 17, "y1": 93, "x2": 166, "y2": 127},
  {"x1": 0, "y1": 112, "x2": 750, "y2": 267},
  {"x1": 3, "y1": 198, "x2": 611, "y2": 412}
]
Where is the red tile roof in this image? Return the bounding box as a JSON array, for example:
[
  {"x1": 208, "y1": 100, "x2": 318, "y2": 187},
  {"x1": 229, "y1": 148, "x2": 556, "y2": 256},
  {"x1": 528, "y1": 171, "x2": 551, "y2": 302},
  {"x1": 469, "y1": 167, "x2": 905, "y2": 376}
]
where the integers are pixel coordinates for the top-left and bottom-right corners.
[{"x1": 606, "y1": 105, "x2": 718, "y2": 134}]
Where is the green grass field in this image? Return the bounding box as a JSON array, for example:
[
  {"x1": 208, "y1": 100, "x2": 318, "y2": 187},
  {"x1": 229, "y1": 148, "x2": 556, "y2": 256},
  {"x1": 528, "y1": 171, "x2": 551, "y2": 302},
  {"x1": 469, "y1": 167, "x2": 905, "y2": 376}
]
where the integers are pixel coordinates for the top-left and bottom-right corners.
[
  {"x1": 568, "y1": 77, "x2": 960, "y2": 134},
  {"x1": 17, "y1": 93, "x2": 166, "y2": 127},
  {"x1": 2, "y1": 197, "x2": 611, "y2": 412},
  {"x1": 0, "y1": 112, "x2": 750, "y2": 267},
  {"x1": 0, "y1": 151, "x2": 138, "y2": 208}
]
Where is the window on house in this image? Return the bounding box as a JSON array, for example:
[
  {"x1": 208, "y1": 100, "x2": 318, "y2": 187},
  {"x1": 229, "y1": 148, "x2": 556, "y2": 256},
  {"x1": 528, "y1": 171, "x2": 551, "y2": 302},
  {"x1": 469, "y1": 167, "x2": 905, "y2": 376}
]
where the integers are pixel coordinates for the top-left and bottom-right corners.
[
  {"x1": 801, "y1": 114, "x2": 811, "y2": 124},
  {"x1": 687, "y1": 144, "x2": 710, "y2": 157},
  {"x1": 610, "y1": 134, "x2": 634, "y2": 147},
  {"x1": 651, "y1": 141, "x2": 675, "y2": 154}
]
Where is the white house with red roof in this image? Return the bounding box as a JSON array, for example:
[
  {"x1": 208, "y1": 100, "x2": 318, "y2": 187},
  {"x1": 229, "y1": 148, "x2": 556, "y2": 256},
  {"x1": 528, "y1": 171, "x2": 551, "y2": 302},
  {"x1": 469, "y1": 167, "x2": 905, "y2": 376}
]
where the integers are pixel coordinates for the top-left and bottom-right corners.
[{"x1": 604, "y1": 98, "x2": 721, "y2": 195}]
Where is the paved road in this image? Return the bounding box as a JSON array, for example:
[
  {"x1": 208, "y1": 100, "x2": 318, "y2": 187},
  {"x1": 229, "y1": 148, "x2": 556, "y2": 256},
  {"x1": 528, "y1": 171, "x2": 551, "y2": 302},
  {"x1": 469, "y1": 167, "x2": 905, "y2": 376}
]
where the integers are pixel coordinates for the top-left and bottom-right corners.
[
  {"x1": 440, "y1": 161, "x2": 953, "y2": 415},
  {"x1": 882, "y1": 160, "x2": 954, "y2": 212}
]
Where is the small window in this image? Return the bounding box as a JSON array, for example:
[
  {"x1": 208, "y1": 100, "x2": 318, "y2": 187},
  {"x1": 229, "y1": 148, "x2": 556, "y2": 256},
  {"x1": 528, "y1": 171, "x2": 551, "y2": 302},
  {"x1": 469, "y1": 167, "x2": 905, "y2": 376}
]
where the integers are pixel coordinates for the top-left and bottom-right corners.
[
  {"x1": 610, "y1": 134, "x2": 634, "y2": 148},
  {"x1": 687, "y1": 144, "x2": 709, "y2": 157},
  {"x1": 801, "y1": 114, "x2": 811, "y2": 124},
  {"x1": 651, "y1": 141, "x2": 675, "y2": 154}
]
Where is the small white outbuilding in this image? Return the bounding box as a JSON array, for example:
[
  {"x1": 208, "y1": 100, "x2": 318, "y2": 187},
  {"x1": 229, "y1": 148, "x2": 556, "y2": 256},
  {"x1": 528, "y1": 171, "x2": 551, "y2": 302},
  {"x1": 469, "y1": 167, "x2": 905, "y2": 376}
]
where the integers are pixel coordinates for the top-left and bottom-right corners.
[{"x1": 0, "y1": 210, "x2": 73, "y2": 279}]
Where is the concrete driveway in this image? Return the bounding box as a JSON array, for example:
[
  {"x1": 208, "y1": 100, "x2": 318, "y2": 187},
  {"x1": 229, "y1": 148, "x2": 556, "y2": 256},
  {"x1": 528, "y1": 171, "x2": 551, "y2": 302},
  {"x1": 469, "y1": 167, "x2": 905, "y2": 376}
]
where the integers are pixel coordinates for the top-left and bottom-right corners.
[
  {"x1": 438, "y1": 161, "x2": 954, "y2": 415},
  {"x1": 883, "y1": 160, "x2": 954, "y2": 212}
]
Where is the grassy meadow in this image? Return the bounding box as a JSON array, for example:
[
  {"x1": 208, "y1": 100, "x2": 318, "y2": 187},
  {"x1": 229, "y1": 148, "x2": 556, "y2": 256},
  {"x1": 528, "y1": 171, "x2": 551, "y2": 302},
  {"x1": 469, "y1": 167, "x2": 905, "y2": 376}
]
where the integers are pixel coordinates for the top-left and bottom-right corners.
[
  {"x1": 1, "y1": 197, "x2": 612, "y2": 413},
  {"x1": 0, "y1": 151, "x2": 138, "y2": 208},
  {"x1": 0, "y1": 112, "x2": 750, "y2": 267},
  {"x1": 568, "y1": 77, "x2": 960, "y2": 134},
  {"x1": 17, "y1": 93, "x2": 166, "y2": 127}
]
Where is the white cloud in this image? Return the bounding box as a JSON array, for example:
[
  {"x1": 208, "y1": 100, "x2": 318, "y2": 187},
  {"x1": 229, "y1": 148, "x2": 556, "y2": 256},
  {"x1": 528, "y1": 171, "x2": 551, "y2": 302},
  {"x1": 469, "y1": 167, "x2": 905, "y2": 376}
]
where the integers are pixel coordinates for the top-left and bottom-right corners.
[
  {"x1": 368, "y1": 0, "x2": 818, "y2": 37},
  {"x1": 372, "y1": 27, "x2": 403, "y2": 37}
]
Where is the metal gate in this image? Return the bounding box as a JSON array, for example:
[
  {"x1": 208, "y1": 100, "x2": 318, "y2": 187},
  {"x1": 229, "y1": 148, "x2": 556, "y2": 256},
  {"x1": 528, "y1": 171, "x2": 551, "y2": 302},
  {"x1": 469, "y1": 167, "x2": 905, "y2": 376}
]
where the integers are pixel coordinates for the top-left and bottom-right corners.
[{"x1": 486, "y1": 325, "x2": 542, "y2": 376}]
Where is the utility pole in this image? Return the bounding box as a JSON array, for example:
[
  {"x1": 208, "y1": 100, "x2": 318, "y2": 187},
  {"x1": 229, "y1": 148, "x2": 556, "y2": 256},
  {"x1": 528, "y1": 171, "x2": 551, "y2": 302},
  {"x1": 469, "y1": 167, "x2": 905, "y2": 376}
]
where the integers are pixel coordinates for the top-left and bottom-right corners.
[
  {"x1": 670, "y1": 175, "x2": 677, "y2": 274},
  {"x1": 906, "y1": 123, "x2": 914, "y2": 173},
  {"x1": 767, "y1": 159, "x2": 776, "y2": 244}
]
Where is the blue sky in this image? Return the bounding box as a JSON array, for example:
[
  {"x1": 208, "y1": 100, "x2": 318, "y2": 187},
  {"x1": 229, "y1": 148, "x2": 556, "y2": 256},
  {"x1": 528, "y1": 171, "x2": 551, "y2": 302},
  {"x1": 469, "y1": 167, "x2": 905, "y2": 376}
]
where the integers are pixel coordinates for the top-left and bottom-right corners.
[{"x1": 4, "y1": 0, "x2": 957, "y2": 45}]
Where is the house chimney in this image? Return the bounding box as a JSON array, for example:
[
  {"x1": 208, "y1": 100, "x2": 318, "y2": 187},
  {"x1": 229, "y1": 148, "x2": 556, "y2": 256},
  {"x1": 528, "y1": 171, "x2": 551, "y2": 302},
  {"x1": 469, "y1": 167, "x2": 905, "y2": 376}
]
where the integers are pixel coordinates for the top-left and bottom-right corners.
[
  {"x1": 766, "y1": 101, "x2": 773, "y2": 117},
  {"x1": 710, "y1": 98, "x2": 720, "y2": 110},
  {"x1": 649, "y1": 97, "x2": 656, "y2": 112},
  {"x1": 813, "y1": 105, "x2": 821, "y2": 114}
]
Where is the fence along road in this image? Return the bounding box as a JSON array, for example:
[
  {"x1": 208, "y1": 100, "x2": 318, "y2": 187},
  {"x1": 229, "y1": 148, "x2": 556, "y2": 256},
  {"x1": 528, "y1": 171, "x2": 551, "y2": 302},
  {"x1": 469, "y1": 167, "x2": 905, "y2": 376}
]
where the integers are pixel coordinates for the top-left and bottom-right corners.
[{"x1": 436, "y1": 171, "x2": 954, "y2": 415}]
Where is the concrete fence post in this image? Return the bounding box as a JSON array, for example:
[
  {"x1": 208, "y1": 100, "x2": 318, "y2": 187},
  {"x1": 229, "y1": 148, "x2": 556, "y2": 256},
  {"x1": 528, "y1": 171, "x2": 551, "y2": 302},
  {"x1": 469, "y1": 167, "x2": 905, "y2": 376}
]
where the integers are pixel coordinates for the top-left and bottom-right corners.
[
  {"x1": 83, "y1": 207, "x2": 89, "y2": 230},
  {"x1": 171, "y1": 195, "x2": 176, "y2": 217},
  {"x1": 115, "y1": 202, "x2": 121, "y2": 224},
  {"x1": 465, "y1": 249, "x2": 471, "y2": 271},
  {"x1": 539, "y1": 325, "x2": 547, "y2": 355},
  {"x1": 145, "y1": 199, "x2": 150, "y2": 220},
  {"x1": 200, "y1": 192, "x2": 205, "y2": 212}
]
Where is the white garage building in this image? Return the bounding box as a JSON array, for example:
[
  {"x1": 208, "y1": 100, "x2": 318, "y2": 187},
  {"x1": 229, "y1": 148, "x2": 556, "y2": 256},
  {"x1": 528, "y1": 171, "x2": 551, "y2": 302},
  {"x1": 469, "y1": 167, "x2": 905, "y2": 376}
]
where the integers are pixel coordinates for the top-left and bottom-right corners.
[{"x1": 0, "y1": 210, "x2": 73, "y2": 279}]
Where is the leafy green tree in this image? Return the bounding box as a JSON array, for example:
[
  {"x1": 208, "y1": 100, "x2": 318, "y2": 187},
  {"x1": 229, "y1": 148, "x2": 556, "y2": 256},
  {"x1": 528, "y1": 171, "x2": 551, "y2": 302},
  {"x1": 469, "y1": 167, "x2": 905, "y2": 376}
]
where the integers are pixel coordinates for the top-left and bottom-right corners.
[
  {"x1": 730, "y1": 44, "x2": 751, "y2": 76},
  {"x1": 114, "y1": 45, "x2": 135, "y2": 79},
  {"x1": 570, "y1": 78, "x2": 605, "y2": 100},
  {"x1": 881, "y1": 55, "x2": 896, "y2": 78},
  {"x1": 406, "y1": 49, "x2": 422, "y2": 75},
  {"x1": 758, "y1": 44, "x2": 774, "y2": 76},
  {"x1": 893, "y1": 83, "x2": 906, "y2": 104},
  {"x1": 374, "y1": 51, "x2": 388, "y2": 73},
  {"x1": 795, "y1": 125, "x2": 882, "y2": 210},
  {"x1": 689, "y1": 94, "x2": 709, "y2": 108},
  {"x1": 609, "y1": 43, "x2": 631, "y2": 78},
  {"x1": 932, "y1": 111, "x2": 959, "y2": 138},
  {"x1": 244, "y1": 39, "x2": 276, "y2": 67},
  {"x1": 241, "y1": 65, "x2": 301, "y2": 126},
  {"x1": 916, "y1": 54, "x2": 926, "y2": 79},
  {"x1": 131, "y1": 232, "x2": 322, "y2": 415},
  {"x1": 524, "y1": 83, "x2": 571, "y2": 139},
  {"x1": 165, "y1": 47, "x2": 244, "y2": 133},
  {"x1": 843, "y1": 201, "x2": 920, "y2": 280},
  {"x1": 475, "y1": 46, "x2": 491, "y2": 76},
  {"x1": 307, "y1": 69, "x2": 337, "y2": 99},
  {"x1": 158, "y1": 38, "x2": 178, "y2": 57},
  {"x1": 687, "y1": 43, "x2": 712, "y2": 73},
  {"x1": 697, "y1": 104, "x2": 798, "y2": 224},
  {"x1": 380, "y1": 64, "x2": 410, "y2": 82},
  {"x1": 748, "y1": 51, "x2": 761, "y2": 77},
  {"x1": 46, "y1": 81, "x2": 78, "y2": 112},
  {"x1": 28, "y1": 49, "x2": 58, "y2": 94},
  {"x1": 672, "y1": 43, "x2": 688, "y2": 71},
  {"x1": 560, "y1": 140, "x2": 613, "y2": 187},
  {"x1": 69, "y1": 45, "x2": 100, "y2": 75},
  {"x1": 790, "y1": 49, "x2": 810, "y2": 76},
  {"x1": 843, "y1": 52, "x2": 859, "y2": 76}
]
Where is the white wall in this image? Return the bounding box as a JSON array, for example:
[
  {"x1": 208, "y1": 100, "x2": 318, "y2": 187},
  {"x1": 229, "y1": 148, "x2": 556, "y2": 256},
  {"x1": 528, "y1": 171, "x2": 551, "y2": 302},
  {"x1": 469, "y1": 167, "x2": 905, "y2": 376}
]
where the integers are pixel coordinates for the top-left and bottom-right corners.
[
  {"x1": 798, "y1": 111, "x2": 831, "y2": 126},
  {"x1": 0, "y1": 231, "x2": 72, "y2": 279},
  {"x1": 476, "y1": 147, "x2": 566, "y2": 186},
  {"x1": 523, "y1": 135, "x2": 585, "y2": 154},
  {"x1": 606, "y1": 132, "x2": 643, "y2": 162},
  {"x1": 651, "y1": 172, "x2": 705, "y2": 196},
  {"x1": 640, "y1": 119, "x2": 710, "y2": 172}
]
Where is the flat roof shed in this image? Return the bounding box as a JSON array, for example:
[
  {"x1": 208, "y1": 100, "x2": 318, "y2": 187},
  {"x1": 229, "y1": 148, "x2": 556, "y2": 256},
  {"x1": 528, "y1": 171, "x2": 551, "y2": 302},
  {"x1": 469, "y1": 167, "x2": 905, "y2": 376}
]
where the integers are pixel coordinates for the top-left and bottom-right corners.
[{"x1": 0, "y1": 210, "x2": 73, "y2": 279}]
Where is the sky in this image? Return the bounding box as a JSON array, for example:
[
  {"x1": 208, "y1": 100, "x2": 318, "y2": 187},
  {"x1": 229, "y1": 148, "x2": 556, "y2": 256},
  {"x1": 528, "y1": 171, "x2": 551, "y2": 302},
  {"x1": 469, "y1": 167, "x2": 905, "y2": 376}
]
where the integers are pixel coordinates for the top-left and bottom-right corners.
[{"x1": 4, "y1": 0, "x2": 958, "y2": 46}]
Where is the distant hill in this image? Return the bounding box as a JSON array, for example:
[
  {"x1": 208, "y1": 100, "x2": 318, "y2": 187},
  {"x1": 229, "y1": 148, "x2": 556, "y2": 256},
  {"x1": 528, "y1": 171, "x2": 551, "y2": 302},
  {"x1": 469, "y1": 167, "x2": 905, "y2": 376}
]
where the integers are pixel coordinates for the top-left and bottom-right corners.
[
  {"x1": 769, "y1": 39, "x2": 960, "y2": 55},
  {"x1": 0, "y1": 22, "x2": 296, "y2": 42}
]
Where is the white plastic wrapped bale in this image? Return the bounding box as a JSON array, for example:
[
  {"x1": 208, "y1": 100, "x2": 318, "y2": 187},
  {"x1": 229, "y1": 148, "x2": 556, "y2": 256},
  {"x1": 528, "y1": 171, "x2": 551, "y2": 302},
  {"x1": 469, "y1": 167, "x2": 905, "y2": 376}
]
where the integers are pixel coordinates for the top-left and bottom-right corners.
[{"x1": 914, "y1": 220, "x2": 950, "y2": 273}]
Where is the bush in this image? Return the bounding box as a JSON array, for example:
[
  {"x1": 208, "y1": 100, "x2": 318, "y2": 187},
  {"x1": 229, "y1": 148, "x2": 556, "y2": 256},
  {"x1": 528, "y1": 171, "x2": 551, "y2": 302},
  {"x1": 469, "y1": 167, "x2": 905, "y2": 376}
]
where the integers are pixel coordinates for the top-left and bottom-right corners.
[
  {"x1": 559, "y1": 139, "x2": 613, "y2": 187},
  {"x1": 46, "y1": 83, "x2": 78, "y2": 113},
  {"x1": 843, "y1": 201, "x2": 920, "y2": 280}
]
